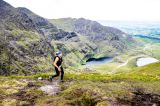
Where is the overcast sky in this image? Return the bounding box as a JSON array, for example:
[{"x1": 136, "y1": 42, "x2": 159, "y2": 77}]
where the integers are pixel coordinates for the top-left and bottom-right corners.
[{"x1": 4, "y1": 0, "x2": 160, "y2": 22}]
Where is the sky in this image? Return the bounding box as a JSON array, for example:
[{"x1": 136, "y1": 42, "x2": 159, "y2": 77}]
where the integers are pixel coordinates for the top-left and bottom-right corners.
[{"x1": 4, "y1": 0, "x2": 160, "y2": 22}]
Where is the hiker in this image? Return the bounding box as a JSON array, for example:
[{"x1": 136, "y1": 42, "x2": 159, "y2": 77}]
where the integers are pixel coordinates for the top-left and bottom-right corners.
[{"x1": 49, "y1": 51, "x2": 64, "y2": 82}]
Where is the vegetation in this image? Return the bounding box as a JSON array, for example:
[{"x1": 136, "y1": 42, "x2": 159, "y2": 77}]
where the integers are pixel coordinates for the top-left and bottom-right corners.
[
  {"x1": 0, "y1": 0, "x2": 160, "y2": 105},
  {"x1": 0, "y1": 62, "x2": 160, "y2": 106}
]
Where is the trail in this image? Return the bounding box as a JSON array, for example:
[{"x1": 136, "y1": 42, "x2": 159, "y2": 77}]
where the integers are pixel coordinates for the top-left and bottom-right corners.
[
  {"x1": 143, "y1": 44, "x2": 154, "y2": 56},
  {"x1": 115, "y1": 44, "x2": 152, "y2": 70},
  {"x1": 116, "y1": 55, "x2": 144, "y2": 69},
  {"x1": 109, "y1": 55, "x2": 144, "y2": 74},
  {"x1": 143, "y1": 44, "x2": 151, "y2": 52},
  {"x1": 39, "y1": 80, "x2": 60, "y2": 96}
]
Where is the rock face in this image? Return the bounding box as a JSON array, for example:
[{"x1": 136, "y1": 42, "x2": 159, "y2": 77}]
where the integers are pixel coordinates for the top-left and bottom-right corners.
[{"x1": 0, "y1": 0, "x2": 134, "y2": 75}]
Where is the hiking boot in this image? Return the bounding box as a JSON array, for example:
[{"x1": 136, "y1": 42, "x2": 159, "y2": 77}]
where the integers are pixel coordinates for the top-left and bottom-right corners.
[
  {"x1": 48, "y1": 76, "x2": 52, "y2": 82},
  {"x1": 60, "y1": 80, "x2": 64, "y2": 83}
]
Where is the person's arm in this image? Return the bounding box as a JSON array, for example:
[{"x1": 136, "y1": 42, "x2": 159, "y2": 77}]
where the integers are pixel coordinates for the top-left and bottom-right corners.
[{"x1": 53, "y1": 57, "x2": 59, "y2": 69}]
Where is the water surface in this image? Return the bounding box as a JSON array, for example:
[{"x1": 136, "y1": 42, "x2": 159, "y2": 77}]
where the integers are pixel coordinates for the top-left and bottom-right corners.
[
  {"x1": 137, "y1": 57, "x2": 159, "y2": 67},
  {"x1": 85, "y1": 57, "x2": 113, "y2": 66}
]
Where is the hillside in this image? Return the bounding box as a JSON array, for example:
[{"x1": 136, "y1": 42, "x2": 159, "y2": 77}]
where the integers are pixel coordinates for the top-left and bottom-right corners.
[
  {"x1": 0, "y1": 0, "x2": 48, "y2": 75},
  {"x1": 0, "y1": 0, "x2": 134, "y2": 75},
  {"x1": 0, "y1": 62, "x2": 160, "y2": 106}
]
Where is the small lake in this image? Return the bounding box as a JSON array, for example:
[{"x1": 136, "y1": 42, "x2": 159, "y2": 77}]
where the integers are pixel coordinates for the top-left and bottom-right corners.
[
  {"x1": 85, "y1": 57, "x2": 113, "y2": 66},
  {"x1": 136, "y1": 57, "x2": 159, "y2": 67}
]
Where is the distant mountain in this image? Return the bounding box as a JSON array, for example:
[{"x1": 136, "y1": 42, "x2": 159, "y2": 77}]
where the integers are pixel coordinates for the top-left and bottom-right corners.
[
  {"x1": 0, "y1": 0, "x2": 134, "y2": 75},
  {"x1": 49, "y1": 18, "x2": 132, "y2": 41},
  {"x1": 50, "y1": 18, "x2": 133, "y2": 51}
]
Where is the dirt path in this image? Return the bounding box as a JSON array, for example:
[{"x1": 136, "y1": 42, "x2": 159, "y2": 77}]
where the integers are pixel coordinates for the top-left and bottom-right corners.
[
  {"x1": 115, "y1": 44, "x2": 152, "y2": 71},
  {"x1": 143, "y1": 44, "x2": 151, "y2": 51},
  {"x1": 109, "y1": 55, "x2": 145, "y2": 74},
  {"x1": 39, "y1": 80, "x2": 60, "y2": 96},
  {"x1": 116, "y1": 55, "x2": 144, "y2": 69},
  {"x1": 0, "y1": 78, "x2": 63, "y2": 106}
]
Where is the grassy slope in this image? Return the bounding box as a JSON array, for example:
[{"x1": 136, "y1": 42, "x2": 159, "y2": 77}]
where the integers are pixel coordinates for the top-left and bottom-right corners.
[{"x1": 0, "y1": 62, "x2": 160, "y2": 106}]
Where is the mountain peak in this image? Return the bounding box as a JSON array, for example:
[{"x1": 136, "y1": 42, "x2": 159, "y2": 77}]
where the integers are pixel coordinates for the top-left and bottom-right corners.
[
  {"x1": 17, "y1": 7, "x2": 33, "y2": 14},
  {"x1": 0, "y1": 0, "x2": 13, "y2": 9}
]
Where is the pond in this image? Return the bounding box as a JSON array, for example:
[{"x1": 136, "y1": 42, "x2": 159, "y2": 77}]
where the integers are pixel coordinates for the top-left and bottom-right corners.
[
  {"x1": 85, "y1": 57, "x2": 113, "y2": 66},
  {"x1": 136, "y1": 57, "x2": 159, "y2": 67}
]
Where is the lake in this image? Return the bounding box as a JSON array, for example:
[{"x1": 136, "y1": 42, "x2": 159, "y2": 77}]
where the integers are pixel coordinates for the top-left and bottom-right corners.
[
  {"x1": 85, "y1": 57, "x2": 113, "y2": 66},
  {"x1": 136, "y1": 57, "x2": 159, "y2": 67}
]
